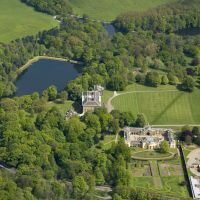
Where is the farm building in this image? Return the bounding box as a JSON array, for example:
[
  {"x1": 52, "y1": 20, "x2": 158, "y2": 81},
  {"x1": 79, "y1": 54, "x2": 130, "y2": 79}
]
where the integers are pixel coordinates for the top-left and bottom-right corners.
[
  {"x1": 124, "y1": 126, "x2": 176, "y2": 149},
  {"x1": 82, "y1": 85, "x2": 104, "y2": 113}
]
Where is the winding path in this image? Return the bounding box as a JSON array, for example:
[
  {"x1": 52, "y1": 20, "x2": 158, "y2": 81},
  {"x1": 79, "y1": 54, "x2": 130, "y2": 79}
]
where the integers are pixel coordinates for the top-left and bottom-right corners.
[{"x1": 0, "y1": 164, "x2": 16, "y2": 174}]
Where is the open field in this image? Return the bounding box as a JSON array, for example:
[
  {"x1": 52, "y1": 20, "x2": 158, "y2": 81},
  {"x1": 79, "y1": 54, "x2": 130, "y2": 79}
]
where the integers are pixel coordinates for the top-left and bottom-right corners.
[
  {"x1": 69, "y1": 0, "x2": 177, "y2": 21},
  {"x1": 111, "y1": 83, "x2": 200, "y2": 125},
  {"x1": 0, "y1": 0, "x2": 58, "y2": 43}
]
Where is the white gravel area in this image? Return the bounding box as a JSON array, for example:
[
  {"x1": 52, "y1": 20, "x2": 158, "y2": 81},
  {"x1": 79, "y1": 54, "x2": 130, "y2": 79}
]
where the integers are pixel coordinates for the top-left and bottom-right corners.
[{"x1": 187, "y1": 148, "x2": 200, "y2": 176}]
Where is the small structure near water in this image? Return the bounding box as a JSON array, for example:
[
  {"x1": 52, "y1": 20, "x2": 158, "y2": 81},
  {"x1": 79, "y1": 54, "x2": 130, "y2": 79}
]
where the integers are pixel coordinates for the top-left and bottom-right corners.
[{"x1": 124, "y1": 126, "x2": 176, "y2": 149}]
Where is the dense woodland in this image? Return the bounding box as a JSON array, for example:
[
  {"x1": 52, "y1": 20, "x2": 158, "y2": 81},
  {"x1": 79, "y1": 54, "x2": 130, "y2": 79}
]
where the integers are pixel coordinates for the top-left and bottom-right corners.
[
  {"x1": 0, "y1": 0, "x2": 200, "y2": 98},
  {"x1": 0, "y1": 0, "x2": 200, "y2": 199},
  {"x1": 114, "y1": 0, "x2": 200, "y2": 33},
  {"x1": 0, "y1": 95, "x2": 153, "y2": 199},
  {"x1": 20, "y1": 0, "x2": 72, "y2": 16}
]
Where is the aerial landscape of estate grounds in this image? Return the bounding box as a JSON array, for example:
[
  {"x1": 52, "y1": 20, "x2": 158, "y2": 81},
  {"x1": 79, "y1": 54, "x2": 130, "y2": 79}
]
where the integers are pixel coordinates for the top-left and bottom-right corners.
[{"x1": 0, "y1": 0, "x2": 200, "y2": 199}]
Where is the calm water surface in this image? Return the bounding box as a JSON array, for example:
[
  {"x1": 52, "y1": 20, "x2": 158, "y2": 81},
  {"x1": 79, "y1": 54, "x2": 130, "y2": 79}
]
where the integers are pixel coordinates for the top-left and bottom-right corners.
[
  {"x1": 176, "y1": 27, "x2": 200, "y2": 36},
  {"x1": 16, "y1": 59, "x2": 80, "y2": 96},
  {"x1": 104, "y1": 24, "x2": 116, "y2": 38}
]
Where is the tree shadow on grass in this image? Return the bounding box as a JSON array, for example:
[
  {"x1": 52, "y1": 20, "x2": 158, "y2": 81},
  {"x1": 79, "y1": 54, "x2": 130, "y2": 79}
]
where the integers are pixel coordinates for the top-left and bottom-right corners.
[
  {"x1": 72, "y1": 101, "x2": 82, "y2": 113},
  {"x1": 196, "y1": 77, "x2": 200, "y2": 89},
  {"x1": 151, "y1": 92, "x2": 184, "y2": 124}
]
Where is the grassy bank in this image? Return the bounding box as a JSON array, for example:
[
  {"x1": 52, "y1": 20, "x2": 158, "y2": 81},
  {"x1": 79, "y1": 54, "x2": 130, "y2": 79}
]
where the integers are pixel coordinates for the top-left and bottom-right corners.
[
  {"x1": 0, "y1": 0, "x2": 58, "y2": 43},
  {"x1": 17, "y1": 56, "x2": 81, "y2": 77},
  {"x1": 69, "y1": 0, "x2": 177, "y2": 21},
  {"x1": 17, "y1": 56, "x2": 70, "y2": 75}
]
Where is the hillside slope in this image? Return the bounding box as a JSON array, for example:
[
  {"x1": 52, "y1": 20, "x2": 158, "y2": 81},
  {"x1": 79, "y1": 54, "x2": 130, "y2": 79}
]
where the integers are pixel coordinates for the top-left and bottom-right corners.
[
  {"x1": 69, "y1": 0, "x2": 177, "y2": 21},
  {"x1": 0, "y1": 0, "x2": 58, "y2": 43}
]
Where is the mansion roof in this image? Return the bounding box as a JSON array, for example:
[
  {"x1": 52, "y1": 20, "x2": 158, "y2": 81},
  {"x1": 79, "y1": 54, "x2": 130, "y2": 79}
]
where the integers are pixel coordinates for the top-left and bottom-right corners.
[{"x1": 82, "y1": 91, "x2": 101, "y2": 107}]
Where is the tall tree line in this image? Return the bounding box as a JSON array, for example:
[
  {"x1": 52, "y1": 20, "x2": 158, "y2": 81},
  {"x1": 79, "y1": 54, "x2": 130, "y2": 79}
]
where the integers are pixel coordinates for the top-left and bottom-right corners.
[{"x1": 20, "y1": 0, "x2": 72, "y2": 16}]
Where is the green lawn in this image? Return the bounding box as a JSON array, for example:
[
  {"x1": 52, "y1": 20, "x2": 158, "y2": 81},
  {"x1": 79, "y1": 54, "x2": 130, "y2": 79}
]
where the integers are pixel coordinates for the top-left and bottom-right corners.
[
  {"x1": 47, "y1": 101, "x2": 73, "y2": 116},
  {"x1": 131, "y1": 176, "x2": 154, "y2": 188},
  {"x1": 0, "y1": 0, "x2": 58, "y2": 43},
  {"x1": 132, "y1": 151, "x2": 172, "y2": 160},
  {"x1": 161, "y1": 176, "x2": 190, "y2": 197},
  {"x1": 99, "y1": 135, "x2": 116, "y2": 150},
  {"x1": 102, "y1": 90, "x2": 113, "y2": 104},
  {"x1": 131, "y1": 177, "x2": 190, "y2": 198},
  {"x1": 69, "y1": 0, "x2": 177, "y2": 21},
  {"x1": 112, "y1": 84, "x2": 200, "y2": 125},
  {"x1": 130, "y1": 159, "x2": 190, "y2": 198}
]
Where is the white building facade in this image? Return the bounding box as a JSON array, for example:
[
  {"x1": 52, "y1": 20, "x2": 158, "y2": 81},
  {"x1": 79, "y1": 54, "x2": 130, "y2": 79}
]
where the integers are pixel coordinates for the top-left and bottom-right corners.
[{"x1": 124, "y1": 126, "x2": 176, "y2": 149}]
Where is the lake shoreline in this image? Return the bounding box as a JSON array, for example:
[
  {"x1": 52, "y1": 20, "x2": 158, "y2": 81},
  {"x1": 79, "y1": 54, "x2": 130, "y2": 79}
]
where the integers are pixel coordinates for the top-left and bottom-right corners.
[
  {"x1": 17, "y1": 56, "x2": 81, "y2": 75},
  {"x1": 16, "y1": 58, "x2": 81, "y2": 96}
]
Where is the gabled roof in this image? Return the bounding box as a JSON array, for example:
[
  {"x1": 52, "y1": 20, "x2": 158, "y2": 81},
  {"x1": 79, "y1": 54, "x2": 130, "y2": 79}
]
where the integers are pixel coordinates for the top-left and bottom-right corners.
[{"x1": 82, "y1": 91, "x2": 101, "y2": 107}]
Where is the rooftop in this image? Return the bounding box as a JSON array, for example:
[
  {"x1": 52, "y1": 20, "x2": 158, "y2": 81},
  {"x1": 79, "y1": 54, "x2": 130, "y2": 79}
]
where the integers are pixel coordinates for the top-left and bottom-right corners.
[{"x1": 82, "y1": 90, "x2": 101, "y2": 107}]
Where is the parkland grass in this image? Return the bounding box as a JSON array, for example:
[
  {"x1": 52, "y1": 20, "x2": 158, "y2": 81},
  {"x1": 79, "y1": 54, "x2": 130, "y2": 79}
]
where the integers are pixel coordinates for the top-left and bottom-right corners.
[
  {"x1": 111, "y1": 84, "x2": 200, "y2": 125},
  {"x1": 0, "y1": 0, "x2": 58, "y2": 43},
  {"x1": 69, "y1": 0, "x2": 177, "y2": 21}
]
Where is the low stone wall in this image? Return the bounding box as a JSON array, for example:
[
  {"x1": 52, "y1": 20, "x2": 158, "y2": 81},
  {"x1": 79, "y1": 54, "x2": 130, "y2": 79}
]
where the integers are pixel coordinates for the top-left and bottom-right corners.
[{"x1": 178, "y1": 145, "x2": 193, "y2": 198}]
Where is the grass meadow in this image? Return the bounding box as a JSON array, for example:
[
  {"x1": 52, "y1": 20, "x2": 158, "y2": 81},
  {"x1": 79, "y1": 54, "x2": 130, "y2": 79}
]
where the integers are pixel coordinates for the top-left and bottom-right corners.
[
  {"x1": 69, "y1": 0, "x2": 177, "y2": 21},
  {"x1": 130, "y1": 171, "x2": 189, "y2": 197},
  {"x1": 0, "y1": 0, "x2": 58, "y2": 43},
  {"x1": 111, "y1": 84, "x2": 200, "y2": 125}
]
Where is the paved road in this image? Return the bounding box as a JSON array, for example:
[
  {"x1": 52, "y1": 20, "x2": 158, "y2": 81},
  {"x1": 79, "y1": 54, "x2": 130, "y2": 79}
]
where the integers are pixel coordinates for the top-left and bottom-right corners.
[
  {"x1": 0, "y1": 164, "x2": 16, "y2": 174},
  {"x1": 96, "y1": 186, "x2": 112, "y2": 192}
]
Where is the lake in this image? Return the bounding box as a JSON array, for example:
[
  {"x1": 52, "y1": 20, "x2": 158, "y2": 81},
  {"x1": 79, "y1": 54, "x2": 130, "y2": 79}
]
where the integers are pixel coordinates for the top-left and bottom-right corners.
[
  {"x1": 15, "y1": 59, "x2": 80, "y2": 96},
  {"x1": 176, "y1": 27, "x2": 200, "y2": 36},
  {"x1": 104, "y1": 23, "x2": 116, "y2": 38},
  {"x1": 77, "y1": 18, "x2": 116, "y2": 38}
]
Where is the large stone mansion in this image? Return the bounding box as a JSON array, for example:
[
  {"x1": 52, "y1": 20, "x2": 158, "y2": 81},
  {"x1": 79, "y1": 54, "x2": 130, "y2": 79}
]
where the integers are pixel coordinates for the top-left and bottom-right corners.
[
  {"x1": 124, "y1": 126, "x2": 176, "y2": 149},
  {"x1": 82, "y1": 85, "x2": 104, "y2": 113}
]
